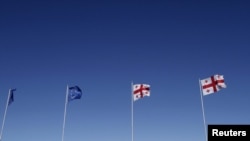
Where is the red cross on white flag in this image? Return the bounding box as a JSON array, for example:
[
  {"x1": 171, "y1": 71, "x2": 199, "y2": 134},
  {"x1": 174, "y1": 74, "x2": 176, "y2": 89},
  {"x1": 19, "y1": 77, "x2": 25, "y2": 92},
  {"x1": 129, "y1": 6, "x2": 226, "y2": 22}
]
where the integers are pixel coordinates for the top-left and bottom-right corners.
[
  {"x1": 200, "y1": 74, "x2": 226, "y2": 96},
  {"x1": 133, "y1": 84, "x2": 150, "y2": 101}
]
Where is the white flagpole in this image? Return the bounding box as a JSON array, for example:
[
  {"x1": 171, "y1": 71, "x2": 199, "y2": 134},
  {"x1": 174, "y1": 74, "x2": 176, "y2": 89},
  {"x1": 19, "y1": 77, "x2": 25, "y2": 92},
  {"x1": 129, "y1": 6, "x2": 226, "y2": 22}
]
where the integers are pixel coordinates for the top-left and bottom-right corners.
[
  {"x1": 62, "y1": 85, "x2": 69, "y2": 141},
  {"x1": 199, "y1": 79, "x2": 207, "y2": 141},
  {"x1": 0, "y1": 89, "x2": 11, "y2": 141},
  {"x1": 131, "y1": 81, "x2": 134, "y2": 141}
]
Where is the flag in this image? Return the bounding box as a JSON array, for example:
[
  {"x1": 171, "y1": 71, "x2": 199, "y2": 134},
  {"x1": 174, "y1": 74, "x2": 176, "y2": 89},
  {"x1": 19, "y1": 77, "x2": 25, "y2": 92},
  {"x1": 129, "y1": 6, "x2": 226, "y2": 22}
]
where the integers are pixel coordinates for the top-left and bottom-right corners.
[
  {"x1": 68, "y1": 86, "x2": 82, "y2": 101},
  {"x1": 200, "y1": 74, "x2": 226, "y2": 95},
  {"x1": 8, "y1": 88, "x2": 16, "y2": 105},
  {"x1": 133, "y1": 84, "x2": 150, "y2": 101}
]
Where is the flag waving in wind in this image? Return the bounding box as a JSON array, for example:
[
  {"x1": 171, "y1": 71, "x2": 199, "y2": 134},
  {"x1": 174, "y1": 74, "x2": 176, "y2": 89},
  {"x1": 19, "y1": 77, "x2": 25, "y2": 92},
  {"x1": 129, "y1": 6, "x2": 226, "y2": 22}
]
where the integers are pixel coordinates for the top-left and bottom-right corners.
[
  {"x1": 200, "y1": 74, "x2": 226, "y2": 95},
  {"x1": 68, "y1": 86, "x2": 82, "y2": 101},
  {"x1": 62, "y1": 85, "x2": 83, "y2": 141},
  {"x1": 131, "y1": 83, "x2": 151, "y2": 141},
  {"x1": 0, "y1": 88, "x2": 17, "y2": 141},
  {"x1": 133, "y1": 84, "x2": 150, "y2": 101},
  {"x1": 8, "y1": 88, "x2": 16, "y2": 106}
]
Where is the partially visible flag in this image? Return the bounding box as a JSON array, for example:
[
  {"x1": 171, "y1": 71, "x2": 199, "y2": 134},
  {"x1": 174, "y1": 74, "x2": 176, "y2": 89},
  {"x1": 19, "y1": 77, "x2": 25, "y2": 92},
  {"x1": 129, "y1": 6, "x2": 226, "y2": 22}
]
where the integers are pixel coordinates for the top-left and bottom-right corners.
[
  {"x1": 133, "y1": 84, "x2": 150, "y2": 101},
  {"x1": 8, "y1": 88, "x2": 16, "y2": 106},
  {"x1": 68, "y1": 86, "x2": 82, "y2": 101},
  {"x1": 200, "y1": 74, "x2": 226, "y2": 95}
]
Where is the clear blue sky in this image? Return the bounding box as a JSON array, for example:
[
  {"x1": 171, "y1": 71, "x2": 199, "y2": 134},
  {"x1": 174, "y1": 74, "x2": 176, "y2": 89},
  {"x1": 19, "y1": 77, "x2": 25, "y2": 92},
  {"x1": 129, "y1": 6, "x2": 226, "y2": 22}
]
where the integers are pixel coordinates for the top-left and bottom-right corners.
[{"x1": 0, "y1": 0, "x2": 249, "y2": 141}]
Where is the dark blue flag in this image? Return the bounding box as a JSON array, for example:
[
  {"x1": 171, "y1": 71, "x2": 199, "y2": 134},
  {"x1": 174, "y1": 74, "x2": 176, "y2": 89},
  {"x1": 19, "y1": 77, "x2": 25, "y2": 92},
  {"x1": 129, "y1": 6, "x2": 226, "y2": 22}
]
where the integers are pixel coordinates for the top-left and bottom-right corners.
[
  {"x1": 68, "y1": 86, "x2": 82, "y2": 102},
  {"x1": 8, "y1": 88, "x2": 16, "y2": 106}
]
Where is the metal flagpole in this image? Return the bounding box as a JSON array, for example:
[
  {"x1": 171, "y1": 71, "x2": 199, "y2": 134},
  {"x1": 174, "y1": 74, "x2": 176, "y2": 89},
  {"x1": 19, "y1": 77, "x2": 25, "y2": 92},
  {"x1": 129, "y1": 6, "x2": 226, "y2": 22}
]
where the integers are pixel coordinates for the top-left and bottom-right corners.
[
  {"x1": 0, "y1": 89, "x2": 11, "y2": 141},
  {"x1": 62, "y1": 85, "x2": 69, "y2": 141},
  {"x1": 131, "y1": 81, "x2": 134, "y2": 141},
  {"x1": 199, "y1": 79, "x2": 207, "y2": 141}
]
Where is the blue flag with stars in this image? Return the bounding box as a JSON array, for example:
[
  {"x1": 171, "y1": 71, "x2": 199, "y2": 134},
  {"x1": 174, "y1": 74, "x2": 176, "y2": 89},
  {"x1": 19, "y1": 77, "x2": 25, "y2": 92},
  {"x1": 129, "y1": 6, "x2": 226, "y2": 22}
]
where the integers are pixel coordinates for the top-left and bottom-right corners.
[
  {"x1": 8, "y1": 88, "x2": 16, "y2": 106},
  {"x1": 68, "y1": 86, "x2": 82, "y2": 102}
]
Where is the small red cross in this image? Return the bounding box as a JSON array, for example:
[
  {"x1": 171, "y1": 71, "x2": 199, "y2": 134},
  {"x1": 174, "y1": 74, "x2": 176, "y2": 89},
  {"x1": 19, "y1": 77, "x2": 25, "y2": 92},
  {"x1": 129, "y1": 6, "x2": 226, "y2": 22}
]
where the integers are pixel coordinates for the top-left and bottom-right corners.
[{"x1": 217, "y1": 78, "x2": 225, "y2": 87}]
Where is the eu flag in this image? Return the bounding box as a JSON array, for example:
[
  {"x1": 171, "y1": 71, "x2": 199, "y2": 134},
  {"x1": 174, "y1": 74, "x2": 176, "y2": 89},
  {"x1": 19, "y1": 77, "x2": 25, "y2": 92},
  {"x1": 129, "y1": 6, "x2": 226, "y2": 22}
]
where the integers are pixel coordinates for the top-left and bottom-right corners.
[
  {"x1": 8, "y1": 88, "x2": 16, "y2": 106},
  {"x1": 68, "y1": 86, "x2": 82, "y2": 101}
]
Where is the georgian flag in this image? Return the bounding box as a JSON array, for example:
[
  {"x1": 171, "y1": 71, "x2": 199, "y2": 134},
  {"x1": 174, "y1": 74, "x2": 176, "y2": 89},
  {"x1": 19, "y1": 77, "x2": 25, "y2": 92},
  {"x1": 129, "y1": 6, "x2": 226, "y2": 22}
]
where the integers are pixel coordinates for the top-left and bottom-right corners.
[
  {"x1": 200, "y1": 74, "x2": 226, "y2": 95},
  {"x1": 133, "y1": 84, "x2": 150, "y2": 101}
]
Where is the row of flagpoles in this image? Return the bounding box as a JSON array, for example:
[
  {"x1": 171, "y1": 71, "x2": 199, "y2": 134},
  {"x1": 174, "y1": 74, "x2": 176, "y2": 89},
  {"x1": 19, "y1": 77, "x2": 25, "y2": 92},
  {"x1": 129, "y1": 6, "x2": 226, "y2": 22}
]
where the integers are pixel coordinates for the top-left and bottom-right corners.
[
  {"x1": 0, "y1": 85, "x2": 83, "y2": 141},
  {"x1": 0, "y1": 74, "x2": 226, "y2": 141},
  {"x1": 132, "y1": 74, "x2": 226, "y2": 141}
]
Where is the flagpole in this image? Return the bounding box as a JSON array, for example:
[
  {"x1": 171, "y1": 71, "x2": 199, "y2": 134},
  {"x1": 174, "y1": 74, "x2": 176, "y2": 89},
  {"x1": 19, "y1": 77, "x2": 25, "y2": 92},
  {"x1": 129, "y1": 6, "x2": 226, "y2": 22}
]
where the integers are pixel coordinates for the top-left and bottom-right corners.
[
  {"x1": 131, "y1": 81, "x2": 134, "y2": 141},
  {"x1": 199, "y1": 79, "x2": 207, "y2": 141},
  {"x1": 0, "y1": 89, "x2": 11, "y2": 141},
  {"x1": 62, "y1": 85, "x2": 69, "y2": 141}
]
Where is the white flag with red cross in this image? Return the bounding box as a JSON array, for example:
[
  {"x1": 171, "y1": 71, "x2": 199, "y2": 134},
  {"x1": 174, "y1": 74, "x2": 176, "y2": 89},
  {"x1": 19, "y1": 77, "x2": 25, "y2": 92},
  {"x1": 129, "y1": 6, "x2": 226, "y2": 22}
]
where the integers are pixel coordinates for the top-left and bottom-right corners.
[
  {"x1": 200, "y1": 74, "x2": 226, "y2": 96},
  {"x1": 133, "y1": 84, "x2": 150, "y2": 101}
]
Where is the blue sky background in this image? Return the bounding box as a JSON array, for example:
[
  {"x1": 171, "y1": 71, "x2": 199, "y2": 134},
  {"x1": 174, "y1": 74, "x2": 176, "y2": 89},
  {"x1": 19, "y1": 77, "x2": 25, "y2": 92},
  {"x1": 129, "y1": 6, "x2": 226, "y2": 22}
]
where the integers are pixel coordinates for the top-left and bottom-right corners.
[{"x1": 0, "y1": 0, "x2": 250, "y2": 141}]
